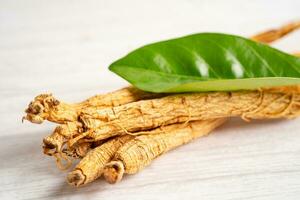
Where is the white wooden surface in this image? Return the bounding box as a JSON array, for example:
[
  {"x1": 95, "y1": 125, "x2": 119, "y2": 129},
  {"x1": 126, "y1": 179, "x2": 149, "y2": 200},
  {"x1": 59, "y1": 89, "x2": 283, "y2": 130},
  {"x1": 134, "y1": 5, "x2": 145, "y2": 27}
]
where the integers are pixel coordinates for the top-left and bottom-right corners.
[{"x1": 1, "y1": 0, "x2": 300, "y2": 199}]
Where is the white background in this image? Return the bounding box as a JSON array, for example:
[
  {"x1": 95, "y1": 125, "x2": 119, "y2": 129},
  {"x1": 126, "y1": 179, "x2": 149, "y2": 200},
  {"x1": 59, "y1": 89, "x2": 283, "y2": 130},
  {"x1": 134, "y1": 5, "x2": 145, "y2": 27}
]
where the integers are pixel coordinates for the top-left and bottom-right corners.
[{"x1": 1, "y1": 0, "x2": 300, "y2": 199}]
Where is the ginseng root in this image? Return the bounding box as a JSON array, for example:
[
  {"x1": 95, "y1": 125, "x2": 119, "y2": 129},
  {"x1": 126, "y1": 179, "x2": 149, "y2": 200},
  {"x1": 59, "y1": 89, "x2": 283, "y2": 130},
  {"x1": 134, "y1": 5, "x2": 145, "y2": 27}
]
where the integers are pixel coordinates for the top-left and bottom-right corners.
[
  {"x1": 43, "y1": 122, "x2": 82, "y2": 155},
  {"x1": 67, "y1": 135, "x2": 134, "y2": 186},
  {"x1": 62, "y1": 142, "x2": 92, "y2": 159},
  {"x1": 23, "y1": 87, "x2": 162, "y2": 124},
  {"x1": 103, "y1": 119, "x2": 226, "y2": 184},
  {"x1": 36, "y1": 87, "x2": 161, "y2": 165},
  {"x1": 251, "y1": 20, "x2": 300, "y2": 43},
  {"x1": 29, "y1": 23, "x2": 299, "y2": 161},
  {"x1": 71, "y1": 90, "x2": 300, "y2": 145}
]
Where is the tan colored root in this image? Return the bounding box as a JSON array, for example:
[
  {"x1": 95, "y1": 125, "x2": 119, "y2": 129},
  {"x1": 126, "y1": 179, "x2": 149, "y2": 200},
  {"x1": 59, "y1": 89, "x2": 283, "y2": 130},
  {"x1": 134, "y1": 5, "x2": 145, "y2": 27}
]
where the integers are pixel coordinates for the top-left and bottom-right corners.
[
  {"x1": 43, "y1": 122, "x2": 84, "y2": 169},
  {"x1": 53, "y1": 151, "x2": 73, "y2": 170},
  {"x1": 103, "y1": 161, "x2": 125, "y2": 184},
  {"x1": 103, "y1": 119, "x2": 226, "y2": 184},
  {"x1": 62, "y1": 142, "x2": 91, "y2": 159},
  {"x1": 23, "y1": 87, "x2": 162, "y2": 124},
  {"x1": 43, "y1": 122, "x2": 82, "y2": 155},
  {"x1": 67, "y1": 135, "x2": 134, "y2": 187},
  {"x1": 55, "y1": 139, "x2": 106, "y2": 170},
  {"x1": 83, "y1": 87, "x2": 163, "y2": 108},
  {"x1": 262, "y1": 85, "x2": 300, "y2": 94},
  {"x1": 23, "y1": 94, "x2": 78, "y2": 124},
  {"x1": 62, "y1": 139, "x2": 105, "y2": 159},
  {"x1": 251, "y1": 21, "x2": 300, "y2": 43},
  {"x1": 43, "y1": 131, "x2": 65, "y2": 156},
  {"x1": 74, "y1": 90, "x2": 300, "y2": 144}
]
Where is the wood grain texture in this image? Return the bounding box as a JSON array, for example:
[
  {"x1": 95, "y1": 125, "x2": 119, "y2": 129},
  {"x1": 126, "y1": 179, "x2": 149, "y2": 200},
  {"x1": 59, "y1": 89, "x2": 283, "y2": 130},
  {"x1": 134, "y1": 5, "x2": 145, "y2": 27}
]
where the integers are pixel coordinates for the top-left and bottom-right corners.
[{"x1": 0, "y1": 0, "x2": 300, "y2": 199}]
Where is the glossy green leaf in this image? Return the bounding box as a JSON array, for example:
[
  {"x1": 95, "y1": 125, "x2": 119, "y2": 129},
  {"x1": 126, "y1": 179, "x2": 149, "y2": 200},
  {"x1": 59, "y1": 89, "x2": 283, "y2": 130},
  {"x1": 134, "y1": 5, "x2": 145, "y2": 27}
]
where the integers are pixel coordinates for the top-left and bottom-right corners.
[{"x1": 109, "y1": 33, "x2": 300, "y2": 93}]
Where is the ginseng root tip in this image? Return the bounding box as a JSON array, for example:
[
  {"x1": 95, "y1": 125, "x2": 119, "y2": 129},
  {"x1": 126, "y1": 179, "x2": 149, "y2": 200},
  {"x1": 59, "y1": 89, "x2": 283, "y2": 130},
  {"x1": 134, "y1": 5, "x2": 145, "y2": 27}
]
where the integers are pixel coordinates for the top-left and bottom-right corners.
[
  {"x1": 42, "y1": 139, "x2": 58, "y2": 156},
  {"x1": 103, "y1": 161, "x2": 125, "y2": 184},
  {"x1": 67, "y1": 169, "x2": 86, "y2": 187}
]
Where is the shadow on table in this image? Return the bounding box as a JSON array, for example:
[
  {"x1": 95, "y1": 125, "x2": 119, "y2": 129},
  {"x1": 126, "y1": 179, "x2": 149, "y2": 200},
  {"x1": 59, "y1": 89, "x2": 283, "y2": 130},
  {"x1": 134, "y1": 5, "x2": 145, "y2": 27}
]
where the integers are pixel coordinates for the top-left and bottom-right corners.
[
  {"x1": 0, "y1": 128, "x2": 131, "y2": 198},
  {"x1": 47, "y1": 170, "x2": 139, "y2": 199},
  {"x1": 0, "y1": 130, "x2": 48, "y2": 169}
]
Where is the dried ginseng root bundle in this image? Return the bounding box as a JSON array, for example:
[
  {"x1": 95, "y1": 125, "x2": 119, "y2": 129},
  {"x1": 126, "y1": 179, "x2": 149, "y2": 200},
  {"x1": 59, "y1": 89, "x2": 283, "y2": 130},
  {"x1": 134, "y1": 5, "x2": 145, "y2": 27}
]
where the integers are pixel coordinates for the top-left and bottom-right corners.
[
  {"x1": 35, "y1": 87, "x2": 162, "y2": 162},
  {"x1": 70, "y1": 90, "x2": 300, "y2": 145},
  {"x1": 23, "y1": 86, "x2": 162, "y2": 124},
  {"x1": 21, "y1": 21, "x2": 300, "y2": 187},
  {"x1": 102, "y1": 119, "x2": 225, "y2": 184},
  {"x1": 67, "y1": 119, "x2": 225, "y2": 186},
  {"x1": 26, "y1": 21, "x2": 300, "y2": 164},
  {"x1": 41, "y1": 87, "x2": 300, "y2": 168}
]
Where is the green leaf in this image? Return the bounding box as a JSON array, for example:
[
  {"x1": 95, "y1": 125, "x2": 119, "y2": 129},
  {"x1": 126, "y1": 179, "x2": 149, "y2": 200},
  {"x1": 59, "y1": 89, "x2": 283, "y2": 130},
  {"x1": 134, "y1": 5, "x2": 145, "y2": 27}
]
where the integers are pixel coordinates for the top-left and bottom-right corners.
[{"x1": 109, "y1": 33, "x2": 300, "y2": 93}]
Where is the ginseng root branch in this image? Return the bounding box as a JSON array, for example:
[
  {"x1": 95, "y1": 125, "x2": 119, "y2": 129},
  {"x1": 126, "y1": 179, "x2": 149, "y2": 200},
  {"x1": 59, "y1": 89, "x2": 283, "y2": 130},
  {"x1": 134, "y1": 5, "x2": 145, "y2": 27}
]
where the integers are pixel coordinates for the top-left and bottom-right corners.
[
  {"x1": 67, "y1": 135, "x2": 134, "y2": 186},
  {"x1": 103, "y1": 119, "x2": 226, "y2": 184},
  {"x1": 71, "y1": 90, "x2": 300, "y2": 145},
  {"x1": 23, "y1": 87, "x2": 162, "y2": 124},
  {"x1": 251, "y1": 20, "x2": 300, "y2": 43}
]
